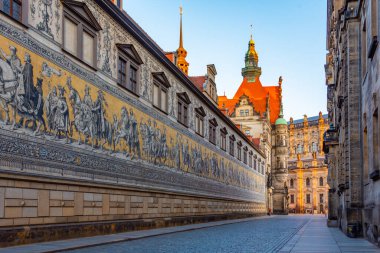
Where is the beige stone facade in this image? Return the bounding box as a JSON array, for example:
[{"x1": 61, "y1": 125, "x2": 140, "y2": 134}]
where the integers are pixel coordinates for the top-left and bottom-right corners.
[
  {"x1": 325, "y1": 0, "x2": 380, "y2": 246},
  {"x1": 287, "y1": 113, "x2": 329, "y2": 214}
]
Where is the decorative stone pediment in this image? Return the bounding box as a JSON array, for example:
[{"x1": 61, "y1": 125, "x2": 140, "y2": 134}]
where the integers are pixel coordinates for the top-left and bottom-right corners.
[
  {"x1": 117, "y1": 44, "x2": 143, "y2": 65},
  {"x1": 209, "y1": 118, "x2": 218, "y2": 126},
  {"x1": 195, "y1": 106, "x2": 206, "y2": 117},
  {"x1": 177, "y1": 92, "x2": 191, "y2": 104},
  {"x1": 152, "y1": 72, "x2": 171, "y2": 88},
  {"x1": 62, "y1": 0, "x2": 102, "y2": 31}
]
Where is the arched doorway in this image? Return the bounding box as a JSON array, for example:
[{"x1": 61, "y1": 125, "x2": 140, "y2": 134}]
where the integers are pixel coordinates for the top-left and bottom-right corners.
[{"x1": 320, "y1": 204, "x2": 324, "y2": 214}]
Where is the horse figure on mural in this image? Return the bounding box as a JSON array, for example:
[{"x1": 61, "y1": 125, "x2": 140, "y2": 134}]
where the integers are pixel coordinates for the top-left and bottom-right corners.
[
  {"x1": 0, "y1": 46, "x2": 45, "y2": 134},
  {"x1": 67, "y1": 80, "x2": 95, "y2": 147}
]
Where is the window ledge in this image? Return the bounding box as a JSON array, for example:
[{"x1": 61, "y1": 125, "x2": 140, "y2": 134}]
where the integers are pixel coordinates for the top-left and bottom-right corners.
[
  {"x1": 62, "y1": 48, "x2": 98, "y2": 72},
  {"x1": 152, "y1": 105, "x2": 168, "y2": 115},
  {"x1": 117, "y1": 83, "x2": 140, "y2": 98},
  {"x1": 0, "y1": 11, "x2": 29, "y2": 29}
]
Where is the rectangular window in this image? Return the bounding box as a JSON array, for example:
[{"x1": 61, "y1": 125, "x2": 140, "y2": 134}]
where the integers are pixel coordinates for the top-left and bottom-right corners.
[
  {"x1": 118, "y1": 57, "x2": 127, "y2": 87},
  {"x1": 220, "y1": 132, "x2": 226, "y2": 151},
  {"x1": 306, "y1": 194, "x2": 311, "y2": 204},
  {"x1": 209, "y1": 124, "x2": 216, "y2": 144},
  {"x1": 129, "y1": 65, "x2": 138, "y2": 93},
  {"x1": 245, "y1": 109, "x2": 249, "y2": 116},
  {"x1": 254, "y1": 159, "x2": 257, "y2": 170},
  {"x1": 0, "y1": 0, "x2": 22, "y2": 21},
  {"x1": 153, "y1": 84, "x2": 160, "y2": 107},
  {"x1": 237, "y1": 144, "x2": 242, "y2": 161},
  {"x1": 161, "y1": 89, "x2": 167, "y2": 112},
  {"x1": 64, "y1": 17, "x2": 78, "y2": 55},
  {"x1": 290, "y1": 195, "x2": 295, "y2": 204},
  {"x1": 177, "y1": 95, "x2": 189, "y2": 127},
  {"x1": 195, "y1": 114, "x2": 204, "y2": 136},
  {"x1": 319, "y1": 194, "x2": 324, "y2": 203},
  {"x1": 83, "y1": 31, "x2": 95, "y2": 65},
  {"x1": 229, "y1": 137, "x2": 235, "y2": 156},
  {"x1": 243, "y1": 149, "x2": 247, "y2": 164},
  {"x1": 63, "y1": 7, "x2": 99, "y2": 68},
  {"x1": 249, "y1": 153, "x2": 252, "y2": 167}
]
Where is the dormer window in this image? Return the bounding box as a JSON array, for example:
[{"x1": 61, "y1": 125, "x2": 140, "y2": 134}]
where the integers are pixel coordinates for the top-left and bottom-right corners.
[
  {"x1": 229, "y1": 135, "x2": 235, "y2": 156},
  {"x1": 177, "y1": 92, "x2": 191, "y2": 127},
  {"x1": 62, "y1": 1, "x2": 102, "y2": 68},
  {"x1": 195, "y1": 106, "x2": 206, "y2": 137},
  {"x1": 117, "y1": 44, "x2": 143, "y2": 95},
  {"x1": 220, "y1": 127, "x2": 227, "y2": 151},
  {"x1": 237, "y1": 141, "x2": 242, "y2": 161},
  {"x1": 209, "y1": 118, "x2": 218, "y2": 145},
  {"x1": 152, "y1": 72, "x2": 170, "y2": 113}
]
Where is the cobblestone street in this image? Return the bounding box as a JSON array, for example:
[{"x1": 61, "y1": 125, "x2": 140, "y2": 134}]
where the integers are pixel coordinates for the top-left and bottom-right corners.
[
  {"x1": 5, "y1": 215, "x2": 378, "y2": 253},
  {"x1": 66, "y1": 216, "x2": 307, "y2": 253}
]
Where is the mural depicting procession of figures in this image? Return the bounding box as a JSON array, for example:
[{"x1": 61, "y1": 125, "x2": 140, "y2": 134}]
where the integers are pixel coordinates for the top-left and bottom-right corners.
[{"x1": 0, "y1": 40, "x2": 264, "y2": 193}]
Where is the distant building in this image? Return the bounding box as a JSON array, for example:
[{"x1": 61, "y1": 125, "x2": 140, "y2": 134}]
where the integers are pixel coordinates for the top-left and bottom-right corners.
[
  {"x1": 217, "y1": 35, "x2": 289, "y2": 214},
  {"x1": 287, "y1": 113, "x2": 329, "y2": 214}
]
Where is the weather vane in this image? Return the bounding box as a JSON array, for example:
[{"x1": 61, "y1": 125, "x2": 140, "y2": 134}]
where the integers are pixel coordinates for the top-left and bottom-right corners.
[{"x1": 250, "y1": 24, "x2": 253, "y2": 39}]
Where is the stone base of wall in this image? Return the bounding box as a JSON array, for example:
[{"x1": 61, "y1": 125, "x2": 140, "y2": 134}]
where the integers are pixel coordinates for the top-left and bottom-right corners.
[
  {"x1": 0, "y1": 173, "x2": 265, "y2": 247},
  {"x1": 0, "y1": 213, "x2": 262, "y2": 247}
]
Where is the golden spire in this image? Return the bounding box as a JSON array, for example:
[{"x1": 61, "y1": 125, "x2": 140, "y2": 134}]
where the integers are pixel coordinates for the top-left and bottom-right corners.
[
  {"x1": 176, "y1": 5, "x2": 189, "y2": 75},
  {"x1": 179, "y1": 5, "x2": 183, "y2": 48}
]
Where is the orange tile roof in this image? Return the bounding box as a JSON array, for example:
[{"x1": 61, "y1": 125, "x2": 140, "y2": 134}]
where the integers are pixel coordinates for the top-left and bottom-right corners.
[
  {"x1": 189, "y1": 76, "x2": 206, "y2": 92},
  {"x1": 165, "y1": 52, "x2": 175, "y2": 63},
  {"x1": 218, "y1": 77, "x2": 281, "y2": 124}
]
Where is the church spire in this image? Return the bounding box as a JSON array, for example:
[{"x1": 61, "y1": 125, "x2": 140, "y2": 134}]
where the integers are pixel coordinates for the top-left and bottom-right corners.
[
  {"x1": 176, "y1": 5, "x2": 189, "y2": 75},
  {"x1": 242, "y1": 30, "x2": 261, "y2": 82},
  {"x1": 278, "y1": 76, "x2": 284, "y2": 118}
]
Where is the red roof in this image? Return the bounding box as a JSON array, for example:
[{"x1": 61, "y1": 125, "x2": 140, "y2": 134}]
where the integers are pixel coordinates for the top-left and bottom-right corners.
[
  {"x1": 189, "y1": 76, "x2": 206, "y2": 92},
  {"x1": 218, "y1": 77, "x2": 281, "y2": 124},
  {"x1": 165, "y1": 52, "x2": 175, "y2": 63}
]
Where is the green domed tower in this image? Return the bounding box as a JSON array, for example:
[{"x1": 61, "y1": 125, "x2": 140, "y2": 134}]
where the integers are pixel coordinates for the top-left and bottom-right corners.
[{"x1": 272, "y1": 77, "x2": 289, "y2": 214}]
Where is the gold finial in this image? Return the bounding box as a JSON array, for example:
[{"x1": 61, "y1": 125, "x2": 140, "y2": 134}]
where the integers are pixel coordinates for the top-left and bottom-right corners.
[{"x1": 250, "y1": 24, "x2": 253, "y2": 40}]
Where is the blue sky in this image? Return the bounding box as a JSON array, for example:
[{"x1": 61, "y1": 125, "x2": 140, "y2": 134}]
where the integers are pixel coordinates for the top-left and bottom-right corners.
[{"x1": 124, "y1": 0, "x2": 327, "y2": 120}]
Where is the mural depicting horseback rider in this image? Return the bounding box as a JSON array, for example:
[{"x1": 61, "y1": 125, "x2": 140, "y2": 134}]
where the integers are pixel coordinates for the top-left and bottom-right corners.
[{"x1": 0, "y1": 46, "x2": 22, "y2": 126}]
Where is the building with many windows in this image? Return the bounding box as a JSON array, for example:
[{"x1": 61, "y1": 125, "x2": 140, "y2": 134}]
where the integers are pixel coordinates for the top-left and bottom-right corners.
[
  {"x1": 287, "y1": 113, "x2": 329, "y2": 214},
  {"x1": 217, "y1": 35, "x2": 289, "y2": 214},
  {"x1": 325, "y1": 0, "x2": 380, "y2": 245},
  {"x1": 0, "y1": 0, "x2": 267, "y2": 246}
]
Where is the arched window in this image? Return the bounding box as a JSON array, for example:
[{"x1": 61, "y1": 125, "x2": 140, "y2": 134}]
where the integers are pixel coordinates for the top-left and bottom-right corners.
[
  {"x1": 319, "y1": 177, "x2": 323, "y2": 186},
  {"x1": 312, "y1": 142, "x2": 318, "y2": 152},
  {"x1": 306, "y1": 177, "x2": 310, "y2": 187},
  {"x1": 290, "y1": 179, "x2": 294, "y2": 188},
  {"x1": 297, "y1": 144, "x2": 303, "y2": 154}
]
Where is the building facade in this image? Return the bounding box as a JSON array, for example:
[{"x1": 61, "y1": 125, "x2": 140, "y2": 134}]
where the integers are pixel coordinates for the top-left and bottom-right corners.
[
  {"x1": 325, "y1": 0, "x2": 380, "y2": 245},
  {"x1": 288, "y1": 113, "x2": 329, "y2": 214},
  {"x1": 217, "y1": 36, "x2": 289, "y2": 214},
  {"x1": 0, "y1": 0, "x2": 267, "y2": 246}
]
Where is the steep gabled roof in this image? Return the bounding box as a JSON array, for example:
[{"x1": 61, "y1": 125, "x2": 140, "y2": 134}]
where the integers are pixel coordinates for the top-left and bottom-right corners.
[{"x1": 218, "y1": 77, "x2": 281, "y2": 124}]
